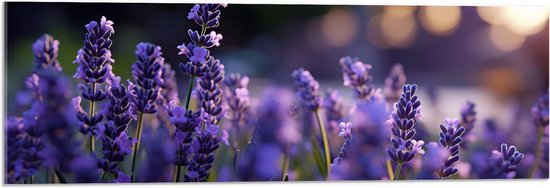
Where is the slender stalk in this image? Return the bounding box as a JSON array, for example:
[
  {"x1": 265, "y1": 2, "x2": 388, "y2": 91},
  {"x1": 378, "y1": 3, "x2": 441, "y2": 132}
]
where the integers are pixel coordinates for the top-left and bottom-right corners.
[
  {"x1": 282, "y1": 151, "x2": 290, "y2": 181},
  {"x1": 88, "y1": 83, "x2": 97, "y2": 153},
  {"x1": 314, "y1": 109, "x2": 331, "y2": 179},
  {"x1": 130, "y1": 112, "x2": 144, "y2": 182},
  {"x1": 393, "y1": 162, "x2": 403, "y2": 180},
  {"x1": 185, "y1": 76, "x2": 196, "y2": 110},
  {"x1": 529, "y1": 125, "x2": 545, "y2": 178},
  {"x1": 100, "y1": 171, "x2": 106, "y2": 182},
  {"x1": 53, "y1": 168, "x2": 67, "y2": 183},
  {"x1": 173, "y1": 76, "x2": 198, "y2": 182},
  {"x1": 386, "y1": 159, "x2": 395, "y2": 180}
]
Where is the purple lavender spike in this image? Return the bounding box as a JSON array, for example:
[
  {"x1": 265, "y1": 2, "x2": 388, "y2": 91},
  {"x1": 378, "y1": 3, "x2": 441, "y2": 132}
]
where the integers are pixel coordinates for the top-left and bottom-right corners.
[
  {"x1": 436, "y1": 118, "x2": 465, "y2": 178},
  {"x1": 386, "y1": 84, "x2": 424, "y2": 180},
  {"x1": 73, "y1": 16, "x2": 114, "y2": 144}
]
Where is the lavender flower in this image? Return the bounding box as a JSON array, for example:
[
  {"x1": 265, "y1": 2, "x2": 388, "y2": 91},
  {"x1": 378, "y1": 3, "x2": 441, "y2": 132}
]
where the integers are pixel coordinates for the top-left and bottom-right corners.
[
  {"x1": 528, "y1": 92, "x2": 549, "y2": 178},
  {"x1": 185, "y1": 123, "x2": 223, "y2": 182},
  {"x1": 483, "y1": 143, "x2": 525, "y2": 179},
  {"x1": 97, "y1": 76, "x2": 136, "y2": 180},
  {"x1": 224, "y1": 73, "x2": 251, "y2": 148},
  {"x1": 292, "y1": 68, "x2": 321, "y2": 111},
  {"x1": 339, "y1": 56, "x2": 374, "y2": 100},
  {"x1": 32, "y1": 34, "x2": 62, "y2": 72},
  {"x1": 460, "y1": 101, "x2": 476, "y2": 148},
  {"x1": 387, "y1": 84, "x2": 424, "y2": 180},
  {"x1": 155, "y1": 63, "x2": 179, "y2": 129},
  {"x1": 383, "y1": 64, "x2": 406, "y2": 103},
  {"x1": 532, "y1": 93, "x2": 549, "y2": 127},
  {"x1": 158, "y1": 63, "x2": 180, "y2": 106},
  {"x1": 178, "y1": 4, "x2": 226, "y2": 78},
  {"x1": 332, "y1": 122, "x2": 353, "y2": 167},
  {"x1": 6, "y1": 117, "x2": 25, "y2": 183},
  {"x1": 73, "y1": 16, "x2": 115, "y2": 136},
  {"x1": 436, "y1": 118, "x2": 465, "y2": 178},
  {"x1": 197, "y1": 57, "x2": 225, "y2": 124},
  {"x1": 131, "y1": 42, "x2": 165, "y2": 114},
  {"x1": 322, "y1": 88, "x2": 344, "y2": 132},
  {"x1": 167, "y1": 102, "x2": 204, "y2": 167},
  {"x1": 38, "y1": 69, "x2": 99, "y2": 182}
]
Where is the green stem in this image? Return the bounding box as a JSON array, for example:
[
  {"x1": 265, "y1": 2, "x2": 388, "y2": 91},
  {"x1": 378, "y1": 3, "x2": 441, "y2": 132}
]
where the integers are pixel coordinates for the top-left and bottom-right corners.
[
  {"x1": 393, "y1": 162, "x2": 403, "y2": 180},
  {"x1": 130, "y1": 112, "x2": 144, "y2": 182},
  {"x1": 53, "y1": 168, "x2": 67, "y2": 183},
  {"x1": 282, "y1": 151, "x2": 290, "y2": 181},
  {"x1": 89, "y1": 83, "x2": 96, "y2": 154},
  {"x1": 529, "y1": 126, "x2": 544, "y2": 178},
  {"x1": 100, "y1": 171, "x2": 106, "y2": 182},
  {"x1": 174, "y1": 76, "x2": 198, "y2": 182},
  {"x1": 314, "y1": 109, "x2": 331, "y2": 179},
  {"x1": 185, "y1": 76, "x2": 196, "y2": 110},
  {"x1": 386, "y1": 159, "x2": 394, "y2": 180}
]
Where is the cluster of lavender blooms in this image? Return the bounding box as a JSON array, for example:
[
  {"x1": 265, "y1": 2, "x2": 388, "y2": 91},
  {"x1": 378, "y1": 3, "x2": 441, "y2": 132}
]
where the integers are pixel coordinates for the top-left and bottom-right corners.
[{"x1": 6, "y1": 4, "x2": 548, "y2": 184}]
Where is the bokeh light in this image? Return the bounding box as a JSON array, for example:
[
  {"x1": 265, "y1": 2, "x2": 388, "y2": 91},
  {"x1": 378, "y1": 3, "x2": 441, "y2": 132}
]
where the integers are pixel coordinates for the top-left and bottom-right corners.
[
  {"x1": 419, "y1": 6, "x2": 461, "y2": 36},
  {"x1": 501, "y1": 7, "x2": 549, "y2": 36},
  {"x1": 489, "y1": 25, "x2": 526, "y2": 52},
  {"x1": 380, "y1": 12, "x2": 417, "y2": 48},
  {"x1": 321, "y1": 7, "x2": 358, "y2": 48}
]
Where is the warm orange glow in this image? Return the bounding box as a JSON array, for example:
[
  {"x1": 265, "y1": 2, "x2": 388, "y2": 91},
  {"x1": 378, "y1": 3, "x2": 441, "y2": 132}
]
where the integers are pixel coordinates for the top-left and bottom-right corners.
[
  {"x1": 384, "y1": 6, "x2": 416, "y2": 18},
  {"x1": 501, "y1": 7, "x2": 548, "y2": 36},
  {"x1": 366, "y1": 13, "x2": 389, "y2": 49},
  {"x1": 477, "y1": 7, "x2": 505, "y2": 25},
  {"x1": 489, "y1": 25, "x2": 526, "y2": 52},
  {"x1": 321, "y1": 8, "x2": 359, "y2": 48},
  {"x1": 380, "y1": 13, "x2": 417, "y2": 48},
  {"x1": 419, "y1": 6, "x2": 461, "y2": 36}
]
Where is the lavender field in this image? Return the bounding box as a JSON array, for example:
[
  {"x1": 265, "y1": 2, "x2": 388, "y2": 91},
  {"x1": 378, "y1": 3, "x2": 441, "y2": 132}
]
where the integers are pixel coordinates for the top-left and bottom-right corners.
[{"x1": 3, "y1": 3, "x2": 549, "y2": 183}]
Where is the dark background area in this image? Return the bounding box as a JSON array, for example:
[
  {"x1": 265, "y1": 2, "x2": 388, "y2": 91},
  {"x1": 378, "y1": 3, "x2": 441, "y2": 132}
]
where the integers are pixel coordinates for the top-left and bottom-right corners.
[{"x1": 5, "y1": 3, "x2": 549, "y2": 117}]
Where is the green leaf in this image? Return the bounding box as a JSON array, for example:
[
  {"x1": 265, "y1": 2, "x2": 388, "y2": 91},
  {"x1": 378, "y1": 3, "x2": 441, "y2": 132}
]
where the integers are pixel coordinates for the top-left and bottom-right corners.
[{"x1": 310, "y1": 137, "x2": 327, "y2": 178}]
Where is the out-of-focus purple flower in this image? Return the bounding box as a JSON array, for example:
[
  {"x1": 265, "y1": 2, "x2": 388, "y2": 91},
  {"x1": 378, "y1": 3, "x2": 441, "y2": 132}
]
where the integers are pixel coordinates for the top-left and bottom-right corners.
[
  {"x1": 460, "y1": 101, "x2": 476, "y2": 148},
  {"x1": 197, "y1": 57, "x2": 225, "y2": 124},
  {"x1": 97, "y1": 76, "x2": 136, "y2": 179},
  {"x1": 223, "y1": 73, "x2": 251, "y2": 148},
  {"x1": 384, "y1": 64, "x2": 406, "y2": 103},
  {"x1": 387, "y1": 84, "x2": 424, "y2": 165},
  {"x1": 155, "y1": 63, "x2": 179, "y2": 129},
  {"x1": 185, "y1": 123, "x2": 222, "y2": 182},
  {"x1": 417, "y1": 142, "x2": 450, "y2": 179},
  {"x1": 38, "y1": 69, "x2": 99, "y2": 183},
  {"x1": 339, "y1": 56, "x2": 374, "y2": 100},
  {"x1": 32, "y1": 34, "x2": 61, "y2": 72},
  {"x1": 437, "y1": 118, "x2": 465, "y2": 178},
  {"x1": 238, "y1": 87, "x2": 298, "y2": 181},
  {"x1": 137, "y1": 127, "x2": 175, "y2": 182},
  {"x1": 6, "y1": 117, "x2": 25, "y2": 183},
  {"x1": 73, "y1": 16, "x2": 115, "y2": 136},
  {"x1": 532, "y1": 93, "x2": 549, "y2": 127},
  {"x1": 158, "y1": 64, "x2": 180, "y2": 105},
  {"x1": 482, "y1": 143, "x2": 525, "y2": 179},
  {"x1": 323, "y1": 88, "x2": 344, "y2": 133},
  {"x1": 130, "y1": 42, "x2": 165, "y2": 114},
  {"x1": 292, "y1": 68, "x2": 321, "y2": 111}
]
